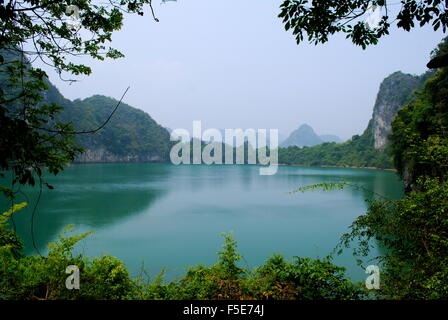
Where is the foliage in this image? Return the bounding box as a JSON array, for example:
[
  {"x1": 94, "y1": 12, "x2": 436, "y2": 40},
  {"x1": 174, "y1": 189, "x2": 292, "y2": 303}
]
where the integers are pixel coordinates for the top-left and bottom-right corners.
[
  {"x1": 163, "y1": 232, "x2": 249, "y2": 300},
  {"x1": 277, "y1": 69, "x2": 432, "y2": 169},
  {"x1": 289, "y1": 181, "x2": 389, "y2": 203},
  {"x1": 279, "y1": 0, "x2": 448, "y2": 49},
  {"x1": 250, "y1": 254, "x2": 362, "y2": 300},
  {"x1": 0, "y1": 224, "x2": 136, "y2": 300},
  {"x1": 0, "y1": 50, "x2": 83, "y2": 193},
  {"x1": 0, "y1": 0, "x2": 156, "y2": 77},
  {"x1": 289, "y1": 176, "x2": 448, "y2": 299},
  {"x1": 431, "y1": 35, "x2": 448, "y2": 59},
  {"x1": 216, "y1": 232, "x2": 244, "y2": 278},
  {"x1": 286, "y1": 54, "x2": 448, "y2": 299},
  {"x1": 0, "y1": 202, "x2": 27, "y2": 259},
  {"x1": 60, "y1": 95, "x2": 172, "y2": 161},
  {"x1": 0, "y1": 228, "x2": 362, "y2": 300},
  {"x1": 335, "y1": 39, "x2": 448, "y2": 299},
  {"x1": 390, "y1": 64, "x2": 448, "y2": 191},
  {"x1": 136, "y1": 232, "x2": 363, "y2": 300},
  {"x1": 338, "y1": 178, "x2": 448, "y2": 299},
  {"x1": 278, "y1": 121, "x2": 393, "y2": 169},
  {"x1": 0, "y1": 0, "x2": 158, "y2": 198}
]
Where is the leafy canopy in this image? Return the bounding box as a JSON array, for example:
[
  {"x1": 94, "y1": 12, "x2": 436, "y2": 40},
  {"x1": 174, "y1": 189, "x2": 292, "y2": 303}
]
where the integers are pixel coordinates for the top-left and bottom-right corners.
[
  {"x1": 0, "y1": 0, "x2": 157, "y2": 196},
  {"x1": 279, "y1": 0, "x2": 448, "y2": 49},
  {"x1": 338, "y1": 39, "x2": 448, "y2": 299}
]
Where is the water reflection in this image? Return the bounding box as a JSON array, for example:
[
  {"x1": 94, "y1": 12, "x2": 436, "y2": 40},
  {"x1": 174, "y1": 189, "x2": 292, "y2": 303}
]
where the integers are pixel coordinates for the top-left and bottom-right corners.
[
  {"x1": 1, "y1": 163, "x2": 171, "y2": 254},
  {"x1": 1, "y1": 163, "x2": 404, "y2": 282}
]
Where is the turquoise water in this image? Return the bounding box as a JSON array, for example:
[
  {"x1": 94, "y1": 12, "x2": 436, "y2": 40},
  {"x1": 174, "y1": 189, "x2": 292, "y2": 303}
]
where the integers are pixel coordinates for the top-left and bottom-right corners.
[{"x1": 3, "y1": 163, "x2": 404, "y2": 282}]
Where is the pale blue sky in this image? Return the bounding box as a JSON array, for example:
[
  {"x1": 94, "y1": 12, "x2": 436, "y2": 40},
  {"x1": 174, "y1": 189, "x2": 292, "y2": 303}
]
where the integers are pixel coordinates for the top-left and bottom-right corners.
[{"x1": 39, "y1": 0, "x2": 446, "y2": 140}]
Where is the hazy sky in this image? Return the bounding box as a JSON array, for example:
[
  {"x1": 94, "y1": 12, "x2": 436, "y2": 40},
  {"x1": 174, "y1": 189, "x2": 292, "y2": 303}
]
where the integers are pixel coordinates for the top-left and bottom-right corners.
[{"x1": 39, "y1": 0, "x2": 446, "y2": 141}]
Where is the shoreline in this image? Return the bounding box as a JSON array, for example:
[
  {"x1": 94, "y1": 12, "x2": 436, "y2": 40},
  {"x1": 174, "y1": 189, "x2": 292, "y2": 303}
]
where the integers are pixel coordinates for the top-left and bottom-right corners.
[
  {"x1": 275, "y1": 163, "x2": 396, "y2": 172},
  {"x1": 68, "y1": 161, "x2": 397, "y2": 172}
]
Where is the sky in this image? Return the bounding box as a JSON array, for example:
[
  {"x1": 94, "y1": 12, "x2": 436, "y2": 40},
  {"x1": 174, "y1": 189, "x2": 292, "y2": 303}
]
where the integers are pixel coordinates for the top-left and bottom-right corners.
[{"x1": 38, "y1": 0, "x2": 446, "y2": 141}]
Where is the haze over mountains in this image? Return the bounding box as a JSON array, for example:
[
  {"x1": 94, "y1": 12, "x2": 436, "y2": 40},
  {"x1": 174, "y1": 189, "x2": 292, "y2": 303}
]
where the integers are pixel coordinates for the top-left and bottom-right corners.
[
  {"x1": 278, "y1": 70, "x2": 434, "y2": 168},
  {"x1": 2, "y1": 48, "x2": 432, "y2": 168},
  {"x1": 40, "y1": 68, "x2": 427, "y2": 168},
  {"x1": 280, "y1": 124, "x2": 342, "y2": 148},
  {"x1": 199, "y1": 129, "x2": 287, "y2": 148},
  {"x1": 42, "y1": 79, "x2": 172, "y2": 163}
]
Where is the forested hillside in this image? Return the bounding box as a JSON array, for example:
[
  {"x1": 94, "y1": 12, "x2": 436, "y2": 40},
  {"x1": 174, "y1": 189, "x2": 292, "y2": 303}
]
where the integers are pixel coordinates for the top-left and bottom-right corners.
[
  {"x1": 278, "y1": 121, "x2": 392, "y2": 168},
  {"x1": 343, "y1": 39, "x2": 448, "y2": 298},
  {"x1": 58, "y1": 94, "x2": 172, "y2": 162}
]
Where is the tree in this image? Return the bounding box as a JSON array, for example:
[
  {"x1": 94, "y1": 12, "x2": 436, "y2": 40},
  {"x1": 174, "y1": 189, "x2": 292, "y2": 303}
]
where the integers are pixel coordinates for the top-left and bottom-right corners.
[
  {"x1": 337, "y1": 39, "x2": 448, "y2": 299},
  {"x1": 0, "y1": 0, "x2": 158, "y2": 196},
  {"x1": 279, "y1": 0, "x2": 448, "y2": 49},
  {"x1": 278, "y1": 2, "x2": 448, "y2": 298}
]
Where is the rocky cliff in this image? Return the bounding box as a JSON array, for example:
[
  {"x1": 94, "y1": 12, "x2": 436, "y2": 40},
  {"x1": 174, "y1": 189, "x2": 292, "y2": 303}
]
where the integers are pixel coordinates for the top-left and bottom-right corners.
[
  {"x1": 372, "y1": 71, "x2": 433, "y2": 150},
  {"x1": 277, "y1": 70, "x2": 435, "y2": 169}
]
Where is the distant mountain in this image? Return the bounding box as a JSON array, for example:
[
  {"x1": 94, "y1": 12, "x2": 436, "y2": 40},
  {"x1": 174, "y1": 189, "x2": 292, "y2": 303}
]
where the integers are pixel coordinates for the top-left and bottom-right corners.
[
  {"x1": 2, "y1": 48, "x2": 172, "y2": 163},
  {"x1": 280, "y1": 124, "x2": 324, "y2": 148},
  {"x1": 40, "y1": 79, "x2": 172, "y2": 163},
  {"x1": 320, "y1": 134, "x2": 342, "y2": 143},
  {"x1": 200, "y1": 128, "x2": 284, "y2": 148},
  {"x1": 278, "y1": 70, "x2": 434, "y2": 168},
  {"x1": 58, "y1": 93, "x2": 172, "y2": 163}
]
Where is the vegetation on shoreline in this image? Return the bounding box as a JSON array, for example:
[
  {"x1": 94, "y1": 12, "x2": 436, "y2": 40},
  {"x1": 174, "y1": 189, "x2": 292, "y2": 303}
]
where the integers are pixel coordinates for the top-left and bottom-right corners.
[
  {"x1": 337, "y1": 44, "x2": 448, "y2": 299},
  {"x1": 0, "y1": 222, "x2": 363, "y2": 300},
  {"x1": 278, "y1": 121, "x2": 393, "y2": 169}
]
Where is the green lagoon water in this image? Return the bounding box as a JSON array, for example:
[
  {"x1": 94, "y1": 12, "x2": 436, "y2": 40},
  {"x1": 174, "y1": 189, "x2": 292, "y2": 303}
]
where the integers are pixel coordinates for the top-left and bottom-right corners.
[{"x1": 3, "y1": 163, "x2": 404, "y2": 282}]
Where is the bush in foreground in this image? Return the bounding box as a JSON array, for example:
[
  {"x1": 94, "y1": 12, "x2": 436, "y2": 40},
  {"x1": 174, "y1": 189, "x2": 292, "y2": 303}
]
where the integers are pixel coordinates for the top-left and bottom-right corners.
[{"x1": 1, "y1": 208, "x2": 362, "y2": 300}]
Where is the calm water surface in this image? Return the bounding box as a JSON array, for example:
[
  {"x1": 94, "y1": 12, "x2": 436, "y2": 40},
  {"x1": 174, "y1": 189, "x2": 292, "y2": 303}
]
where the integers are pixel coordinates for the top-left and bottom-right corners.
[{"x1": 4, "y1": 163, "x2": 404, "y2": 282}]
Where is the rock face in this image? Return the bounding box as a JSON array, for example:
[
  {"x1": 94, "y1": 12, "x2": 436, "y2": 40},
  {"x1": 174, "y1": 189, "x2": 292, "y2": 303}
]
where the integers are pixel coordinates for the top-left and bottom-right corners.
[{"x1": 372, "y1": 71, "x2": 432, "y2": 150}]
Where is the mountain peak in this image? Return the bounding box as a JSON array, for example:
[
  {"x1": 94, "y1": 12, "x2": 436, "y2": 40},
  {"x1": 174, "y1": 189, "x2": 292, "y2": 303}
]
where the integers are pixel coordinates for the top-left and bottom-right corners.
[
  {"x1": 281, "y1": 124, "x2": 322, "y2": 148},
  {"x1": 281, "y1": 124, "x2": 341, "y2": 148},
  {"x1": 297, "y1": 123, "x2": 314, "y2": 131}
]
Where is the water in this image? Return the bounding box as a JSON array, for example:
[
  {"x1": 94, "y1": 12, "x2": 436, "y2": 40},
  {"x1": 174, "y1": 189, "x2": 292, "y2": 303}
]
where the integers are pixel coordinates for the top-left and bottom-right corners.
[{"x1": 2, "y1": 163, "x2": 404, "y2": 282}]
